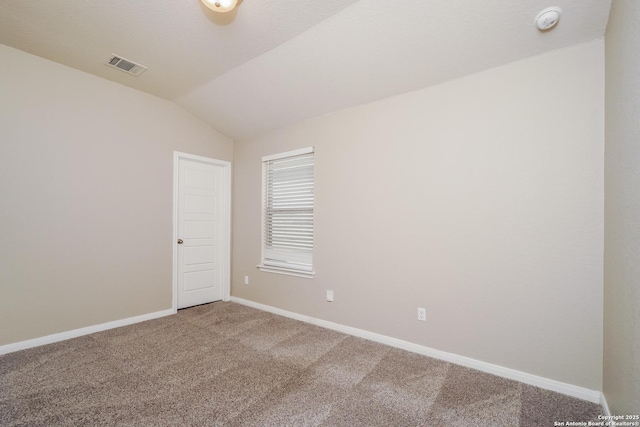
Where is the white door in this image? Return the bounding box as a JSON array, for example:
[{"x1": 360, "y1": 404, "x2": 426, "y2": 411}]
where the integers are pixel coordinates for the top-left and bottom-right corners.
[{"x1": 175, "y1": 155, "x2": 229, "y2": 309}]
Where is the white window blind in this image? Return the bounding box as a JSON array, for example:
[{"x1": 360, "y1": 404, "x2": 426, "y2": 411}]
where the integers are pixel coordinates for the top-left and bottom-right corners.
[{"x1": 261, "y1": 147, "x2": 314, "y2": 275}]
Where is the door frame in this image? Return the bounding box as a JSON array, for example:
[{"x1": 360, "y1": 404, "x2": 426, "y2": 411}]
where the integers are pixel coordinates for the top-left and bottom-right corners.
[{"x1": 172, "y1": 151, "x2": 231, "y2": 311}]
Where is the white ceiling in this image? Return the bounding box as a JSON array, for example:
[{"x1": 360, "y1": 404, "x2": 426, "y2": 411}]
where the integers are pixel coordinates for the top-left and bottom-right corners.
[{"x1": 0, "y1": 0, "x2": 611, "y2": 140}]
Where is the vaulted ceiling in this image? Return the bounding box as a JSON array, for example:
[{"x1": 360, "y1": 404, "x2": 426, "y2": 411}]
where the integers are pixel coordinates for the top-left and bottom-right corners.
[{"x1": 0, "y1": 0, "x2": 611, "y2": 140}]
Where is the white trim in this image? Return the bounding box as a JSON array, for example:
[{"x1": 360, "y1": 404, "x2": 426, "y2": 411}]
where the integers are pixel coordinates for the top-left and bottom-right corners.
[
  {"x1": 0, "y1": 308, "x2": 175, "y2": 356},
  {"x1": 230, "y1": 297, "x2": 602, "y2": 404},
  {"x1": 600, "y1": 393, "x2": 611, "y2": 417},
  {"x1": 261, "y1": 146, "x2": 314, "y2": 162},
  {"x1": 172, "y1": 151, "x2": 231, "y2": 311},
  {"x1": 257, "y1": 264, "x2": 316, "y2": 279}
]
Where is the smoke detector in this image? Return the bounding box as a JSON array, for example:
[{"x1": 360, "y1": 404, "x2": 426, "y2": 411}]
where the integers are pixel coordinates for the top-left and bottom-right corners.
[
  {"x1": 105, "y1": 55, "x2": 147, "y2": 76},
  {"x1": 535, "y1": 7, "x2": 562, "y2": 31}
]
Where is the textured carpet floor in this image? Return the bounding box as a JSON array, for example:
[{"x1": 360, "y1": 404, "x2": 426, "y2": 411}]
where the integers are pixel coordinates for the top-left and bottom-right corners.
[{"x1": 1, "y1": 302, "x2": 602, "y2": 426}]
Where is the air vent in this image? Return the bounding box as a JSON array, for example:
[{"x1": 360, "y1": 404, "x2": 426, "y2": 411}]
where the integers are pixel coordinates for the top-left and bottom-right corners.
[{"x1": 105, "y1": 55, "x2": 147, "y2": 76}]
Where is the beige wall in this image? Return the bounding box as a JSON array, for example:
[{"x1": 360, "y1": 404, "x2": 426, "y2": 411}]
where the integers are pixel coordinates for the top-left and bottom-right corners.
[
  {"x1": 0, "y1": 44, "x2": 233, "y2": 346},
  {"x1": 604, "y1": 0, "x2": 640, "y2": 414},
  {"x1": 232, "y1": 41, "x2": 605, "y2": 390}
]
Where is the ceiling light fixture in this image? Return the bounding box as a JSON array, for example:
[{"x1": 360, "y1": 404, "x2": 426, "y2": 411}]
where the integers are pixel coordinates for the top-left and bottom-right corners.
[{"x1": 201, "y1": 0, "x2": 238, "y2": 13}]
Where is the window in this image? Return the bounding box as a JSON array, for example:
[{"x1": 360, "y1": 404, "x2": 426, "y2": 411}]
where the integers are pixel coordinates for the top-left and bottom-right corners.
[{"x1": 258, "y1": 147, "x2": 315, "y2": 278}]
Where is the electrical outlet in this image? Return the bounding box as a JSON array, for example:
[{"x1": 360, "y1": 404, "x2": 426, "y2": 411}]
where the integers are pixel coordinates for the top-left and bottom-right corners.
[
  {"x1": 326, "y1": 290, "x2": 334, "y2": 302},
  {"x1": 244, "y1": 276, "x2": 249, "y2": 285},
  {"x1": 417, "y1": 307, "x2": 426, "y2": 321}
]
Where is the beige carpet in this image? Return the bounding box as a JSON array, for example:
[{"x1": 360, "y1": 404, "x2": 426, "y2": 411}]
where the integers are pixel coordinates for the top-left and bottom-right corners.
[{"x1": 0, "y1": 302, "x2": 602, "y2": 426}]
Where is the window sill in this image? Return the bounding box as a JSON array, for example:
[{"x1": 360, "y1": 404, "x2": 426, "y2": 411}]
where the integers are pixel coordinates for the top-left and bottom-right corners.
[{"x1": 257, "y1": 265, "x2": 315, "y2": 279}]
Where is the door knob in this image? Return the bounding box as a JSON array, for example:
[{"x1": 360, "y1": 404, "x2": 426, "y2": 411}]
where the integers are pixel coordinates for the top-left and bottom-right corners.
[{"x1": 177, "y1": 239, "x2": 183, "y2": 244}]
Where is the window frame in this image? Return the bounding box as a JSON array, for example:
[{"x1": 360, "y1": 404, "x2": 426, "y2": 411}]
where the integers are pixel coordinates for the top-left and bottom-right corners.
[{"x1": 257, "y1": 147, "x2": 316, "y2": 279}]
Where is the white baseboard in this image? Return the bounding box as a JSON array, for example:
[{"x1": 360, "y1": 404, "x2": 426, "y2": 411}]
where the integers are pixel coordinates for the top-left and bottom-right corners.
[
  {"x1": 0, "y1": 308, "x2": 176, "y2": 356},
  {"x1": 600, "y1": 393, "x2": 612, "y2": 416},
  {"x1": 231, "y1": 297, "x2": 603, "y2": 404}
]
